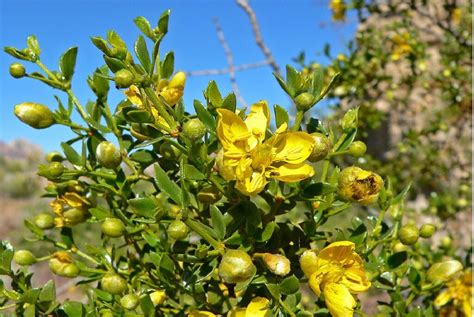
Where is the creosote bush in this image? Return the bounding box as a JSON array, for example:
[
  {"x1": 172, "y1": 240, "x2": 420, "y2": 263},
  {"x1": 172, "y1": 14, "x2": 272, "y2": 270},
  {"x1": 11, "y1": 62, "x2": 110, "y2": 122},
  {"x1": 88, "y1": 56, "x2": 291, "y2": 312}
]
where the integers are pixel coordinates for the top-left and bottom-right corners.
[{"x1": 1, "y1": 10, "x2": 471, "y2": 317}]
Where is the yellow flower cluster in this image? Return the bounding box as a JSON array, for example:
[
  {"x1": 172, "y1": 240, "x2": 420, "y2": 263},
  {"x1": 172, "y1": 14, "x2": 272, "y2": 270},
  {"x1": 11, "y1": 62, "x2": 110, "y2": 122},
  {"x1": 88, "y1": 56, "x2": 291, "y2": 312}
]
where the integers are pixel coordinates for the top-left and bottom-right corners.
[
  {"x1": 391, "y1": 32, "x2": 413, "y2": 61},
  {"x1": 188, "y1": 297, "x2": 270, "y2": 317},
  {"x1": 300, "y1": 241, "x2": 371, "y2": 317},
  {"x1": 330, "y1": 0, "x2": 346, "y2": 22},
  {"x1": 216, "y1": 101, "x2": 315, "y2": 196},
  {"x1": 435, "y1": 271, "x2": 472, "y2": 317},
  {"x1": 50, "y1": 192, "x2": 89, "y2": 227}
]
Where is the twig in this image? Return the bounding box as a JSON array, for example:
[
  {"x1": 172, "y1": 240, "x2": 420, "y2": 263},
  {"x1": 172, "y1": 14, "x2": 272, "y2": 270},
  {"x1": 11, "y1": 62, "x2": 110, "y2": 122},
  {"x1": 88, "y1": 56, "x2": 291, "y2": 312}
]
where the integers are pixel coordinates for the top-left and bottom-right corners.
[
  {"x1": 185, "y1": 60, "x2": 269, "y2": 77},
  {"x1": 212, "y1": 17, "x2": 248, "y2": 108},
  {"x1": 236, "y1": 0, "x2": 281, "y2": 76}
]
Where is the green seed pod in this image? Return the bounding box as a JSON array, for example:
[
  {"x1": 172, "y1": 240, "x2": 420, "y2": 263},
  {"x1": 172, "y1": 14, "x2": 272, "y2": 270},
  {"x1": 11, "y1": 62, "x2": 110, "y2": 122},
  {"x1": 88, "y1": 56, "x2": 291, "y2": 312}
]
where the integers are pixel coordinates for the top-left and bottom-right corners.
[
  {"x1": 261, "y1": 253, "x2": 291, "y2": 276},
  {"x1": 348, "y1": 141, "x2": 367, "y2": 157},
  {"x1": 34, "y1": 213, "x2": 55, "y2": 229},
  {"x1": 49, "y1": 252, "x2": 78, "y2": 277},
  {"x1": 427, "y1": 260, "x2": 463, "y2": 283},
  {"x1": 393, "y1": 242, "x2": 409, "y2": 253},
  {"x1": 338, "y1": 166, "x2": 384, "y2": 205},
  {"x1": 441, "y1": 236, "x2": 452, "y2": 249},
  {"x1": 341, "y1": 108, "x2": 358, "y2": 132},
  {"x1": 218, "y1": 249, "x2": 256, "y2": 284},
  {"x1": 307, "y1": 133, "x2": 331, "y2": 162},
  {"x1": 63, "y1": 208, "x2": 88, "y2": 226},
  {"x1": 419, "y1": 224, "x2": 436, "y2": 238},
  {"x1": 13, "y1": 250, "x2": 37, "y2": 266},
  {"x1": 101, "y1": 273, "x2": 127, "y2": 295},
  {"x1": 398, "y1": 224, "x2": 419, "y2": 245},
  {"x1": 294, "y1": 92, "x2": 316, "y2": 111},
  {"x1": 14, "y1": 102, "x2": 55, "y2": 129},
  {"x1": 99, "y1": 309, "x2": 114, "y2": 317},
  {"x1": 61, "y1": 263, "x2": 80, "y2": 278},
  {"x1": 96, "y1": 141, "x2": 122, "y2": 169},
  {"x1": 159, "y1": 142, "x2": 181, "y2": 160},
  {"x1": 114, "y1": 69, "x2": 134, "y2": 88},
  {"x1": 182, "y1": 118, "x2": 207, "y2": 141},
  {"x1": 121, "y1": 294, "x2": 140, "y2": 310},
  {"x1": 102, "y1": 218, "x2": 126, "y2": 238},
  {"x1": 9, "y1": 63, "x2": 26, "y2": 78},
  {"x1": 48, "y1": 162, "x2": 64, "y2": 178},
  {"x1": 167, "y1": 220, "x2": 188, "y2": 240},
  {"x1": 46, "y1": 151, "x2": 64, "y2": 163},
  {"x1": 197, "y1": 186, "x2": 222, "y2": 204}
]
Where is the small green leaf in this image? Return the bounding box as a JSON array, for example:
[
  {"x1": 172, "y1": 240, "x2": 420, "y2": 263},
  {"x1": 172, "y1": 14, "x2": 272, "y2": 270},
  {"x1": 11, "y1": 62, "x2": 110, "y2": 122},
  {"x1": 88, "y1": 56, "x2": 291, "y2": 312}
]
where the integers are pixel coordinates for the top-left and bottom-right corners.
[
  {"x1": 107, "y1": 30, "x2": 127, "y2": 49},
  {"x1": 206, "y1": 81, "x2": 223, "y2": 108},
  {"x1": 4, "y1": 47, "x2": 33, "y2": 61},
  {"x1": 279, "y1": 275, "x2": 300, "y2": 295},
  {"x1": 39, "y1": 280, "x2": 56, "y2": 302},
  {"x1": 310, "y1": 66, "x2": 324, "y2": 98},
  {"x1": 273, "y1": 73, "x2": 292, "y2": 97},
  {"x1": 103, "y1": 56, "x2": 126, "y2": 73},
  {"x1": 128, "y1": 197, "x2": 160, "y2": 218},
  {"x1": 210, "y1": 205, "x2": 226, "y2": 239},
  {"x1": 158, "y1": 9, "x2": 171, "y2": 34},
  {"x1": 154, "y1": 164, "x2": 183, "y2": 205},
  {"x1": 285, "y1": 65, "x2": 300, "y2": 96},
  {"x1": 24, "y1": 219, "x2": 44, "y2": 238},
  {"x1": 257, "y1": 222, "x2": 276, "y2": 242},
  {"x1": 93, "y1": 288, "x2": 113, "y2": 302},
  {"x1": 26, "y1": 35, "x2": 41, "y2": 55},
  {"x1": 161, "y1": 51, "x2": 174, "y2": 79},
  {"x1": 335, "y1": 128, "x2": 357, "y2": 152},
  {"x1": 221, "y1": 93, "x2": 236, "y2": 112},
  {"x1": 62, "y1": 301, "x2": 84, "y2": 317},
  {"x1": 302, "y1": 182, "x2": 337, "y2": 198},
  {"x1": 90, "y1": 36, "x2": 110, "y2": 55},
  {"x1": 134, "y1": 35, "x2": 151, "y2": 73},
  {"x1": 140, "y1": 294, "x2": 155, "y2": 316},
  {"x1": 183, "y1": 164, "x2": 205, "y2": 180},
  {"x1": 60, "y1": 227, "x2": 74, "y2": 248},
  {"x1": 61, "y1": 142, "x2": 83, "y2": 166},
  {"x1": 391, "y1": 182, "x2": 412, "y2": 205},
  {"x1": 194, "y1": 99, "x2": 216, "y2": 131},
  {"x1": 266, "y1": 283, "x2": 280, "y2": 299},
  {"x1": 60, "y1": 47, "x2": 78, "y2": 81},
  {"x1": 134, "y1": 16, "x2": 154, "y2": 39},
  {"x1": 123, "y1": 109, "x2": 153, "y2": 123},
  {"x1": 273, "y1": 104, "x2": 289, "y2": 128},
  {"x1": 130, "y1": 150, "x2": 157, "y2": 165},
  {"x1": 317, "y1": 73, "x2": 341, "y2": 102},
  {"x1": 387, "y1": 251, "x2": 408, "y2": 269}
]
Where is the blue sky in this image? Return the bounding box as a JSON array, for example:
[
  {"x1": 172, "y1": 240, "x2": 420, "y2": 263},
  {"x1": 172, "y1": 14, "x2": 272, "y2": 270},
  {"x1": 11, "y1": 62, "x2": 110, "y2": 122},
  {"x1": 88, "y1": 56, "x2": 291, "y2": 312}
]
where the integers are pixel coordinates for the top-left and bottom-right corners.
[{"x1": 0, "y1": 0, "x2": 357, "y2": 153}]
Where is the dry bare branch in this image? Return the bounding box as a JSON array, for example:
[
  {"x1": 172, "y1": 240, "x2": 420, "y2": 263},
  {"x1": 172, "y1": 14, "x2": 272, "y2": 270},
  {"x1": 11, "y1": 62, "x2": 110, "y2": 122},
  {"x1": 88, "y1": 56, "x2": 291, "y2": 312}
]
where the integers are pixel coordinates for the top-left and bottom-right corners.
[{"x1": 185, "y1": 60, "x2": 269, "y2": 77}]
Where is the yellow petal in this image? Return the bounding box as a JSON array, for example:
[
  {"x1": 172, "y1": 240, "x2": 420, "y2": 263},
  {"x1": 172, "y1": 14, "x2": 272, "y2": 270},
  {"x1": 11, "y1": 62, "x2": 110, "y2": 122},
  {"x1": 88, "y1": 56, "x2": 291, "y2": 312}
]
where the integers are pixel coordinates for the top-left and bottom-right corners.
[
  {"x1": 272, "y1": 132, "x2": 315, "y2": 164},
  {"x1": 63, "y1": 192, "x2": 89, "y2": 208},
  {"x1": 317, "y1": 241, "x2": 356, "y2": 265},
  {"x1": 300, "y1": 249, "x2": 319, "y2": 278},
  {"x1": 215, "y1": 149, "x2": 237, "y2": 181},
  {"x1": 434, "y1": 290, "x2": 452, "y2": 307},
  {"x1": 124, "y1": 85, "x2": 143, "y2": 106},
  {"x1": 217, "y1": 109, "x2": 251, "y2": 150},
  {"x1": 267, "y1": 163, "x2": 314, "y2": 183},
  {"x1": 323, "y1": 283, "x2": 356, "y2": 317},
  {"x1": 244, "y1": 101, "x2": 270, "y2": 148},
  {"x1": 227, "y1": 308, "x2": 246, "y2": 317},
  {"x1": 341, "y1": 266, "x2": 371, "y2": 293},
  {"x1": 246, "y1": 297, "x2": 270, "y2": 317},
  {"x1": 463, "y1": 296, "x2": 472, "y2": 317},
  {"x1": 236, "y1": 170, "x2": 268, "y2": 196},
  {"x1": 188, "y1": 311, "x2": 217, "y2": 317}
]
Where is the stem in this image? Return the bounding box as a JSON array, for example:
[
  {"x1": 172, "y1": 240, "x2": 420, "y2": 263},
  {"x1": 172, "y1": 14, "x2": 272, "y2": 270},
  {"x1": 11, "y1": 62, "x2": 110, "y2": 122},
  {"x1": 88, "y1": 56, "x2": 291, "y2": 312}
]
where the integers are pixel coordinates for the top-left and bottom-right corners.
[
  {"x1": 278, "y1": 297, "x2": 297, "y2": 317},
  {"x1": 291, "y1": 110, "x2": 304, "y2": 131},
  {"x1": 36, "y1": 60, "x2": 60, "y2": 82},
  {"x1": 209, "y1": 175, "x2": 226, "y2": 195},
  {"x1": 144, "y1": 87, "x2": 176, "y2": 131},
  {"x1": 320, "y1": 159, "x2": 330, "y2": 182},
  {"x1": 0, "y1": 303, "x2": 16, "y2": 311},
  {"x1": 66, "y1": 89, "x2": 90, "y2": 123}
]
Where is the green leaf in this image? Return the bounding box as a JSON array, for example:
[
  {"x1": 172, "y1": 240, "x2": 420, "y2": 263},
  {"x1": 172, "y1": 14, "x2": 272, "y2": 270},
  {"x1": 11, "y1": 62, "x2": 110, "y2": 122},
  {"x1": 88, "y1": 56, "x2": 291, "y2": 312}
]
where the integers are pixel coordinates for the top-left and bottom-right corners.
[
  {"x1": 266, "y1": 283, "x2": 280, "y2": 299},
  {"x1": 158, "y1": 9, "x2": 171, "y2": 34},
  {"x1": 90, "y1": 36, "x2": 110, "y2": 55},
  {"x1": 107, "y1": 30, "x2": 127, "y2": 49},
  {"x1": 279, "y1": 275, "x2": 300, "y2": 295},
  {"x1": 206, "y1": 81, "x2": 223, "y2": 108},
  {"x1": 21, "y1": 288, "x2": 40, "y2": 304},
  {"x1": 128, "y1": 197, "x2": 160, "y2": 218},
  {"x1": 193, "y1": 99, "x2": 216, "y2": 131},
  {"x1": 140, "y1": 294, "x2": 155, "y2": 316},
  {"x1": 154, "y1": 164, "x2": 183, "y2": 205},
  {"x1": 60, "y1": 227, "x2": 74, "y2": 248},
  {"x1": 60, "y1": 47, "x2": 78, "y2": 81},
  {"x1": 221, "y1": 93, "x2": 236, "y2": 112},
  {"x1": 391, "y1": 182, "x2": 412, "y2": 205},
  {"x1": 183, "y1": 164, "x2": 205, "y2": 180},
  {"x1": 39, "y1": 280, "x2": 56, "y2": 302},
  {"x1": 273, "y1": 73, "x2": 292, "y2": 97},
  {"x1": 387, "y1": 251, "x2": 408, "y2": 269},
  {"x1": 24, "y1": 219, "x2": 44, "y2": 238},
  {"x1": 273, "y1": 104, "x2": 289, "y2": 128},
  {"x1": 257, "y1": 222, "x2": 276, "y2": 242},
  {"x1": 134, "y1": 35, "x2": 151, "y2": 73},
  {"x1": 89, "y1": 207, "x2": 112, "y2": 220},
  {"x1": 335, "y1": 128, "x2": 357, "y2": 152},
  {"x1": 62, "y1": 301, "x2": 84, "y2": 317},
  {"x1": 210, "y1": 205, "x2": 226, "y2": 239},
  {"x1": 186, "y1": 218, "x2": 218, "y2": 240},
  {"x1": 285, "y1": 65, "x2": 300, "y2": 96},
  {"x1": 123, "y1": 109, "x2": 153, "y2": 123},
  {"x1": 61, "y1": 142, "x2": 83, "y2": 166},
  {"x1": 302, "y1": 182, "x2": 337, "y2": 198},
  {"x1": 93, "y1": 288, "x2": 113, "y2": 302},
  {"x1": 103, "y1": 56, "x2": 126, "y2": 73},
  {"x1": 161, "y1": 51, "x2": 174, "y2": 79},
  {"x1": 134, "y1": 16, "x2": 154, "y2": 39},
  {"x1": 26, "y1": 35, "x2": 41, "y2": 55},
  {"x1": 130, "y1": 150, "x2": 157, "y2": 165},
  {"x1": 317, "y1": 73, "x2": 341, "y2": 102},
  {"x1": 4, "y1": 46, "x2": 33, "y2": 61},
  {"x1": 310, "y1": 66, "x2": 324, "y2": 98}
]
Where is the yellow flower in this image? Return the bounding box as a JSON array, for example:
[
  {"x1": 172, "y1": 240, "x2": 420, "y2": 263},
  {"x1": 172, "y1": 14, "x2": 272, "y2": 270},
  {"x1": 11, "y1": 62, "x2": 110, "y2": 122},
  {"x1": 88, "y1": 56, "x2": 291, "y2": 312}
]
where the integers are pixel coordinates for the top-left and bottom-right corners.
[
  {"x1": 159, "y1": 71, "x2": 186, "y2": 105},
  {"x1": 300, "y1": 241, "x2": 371, "y2": 317},
  {"x1": 124, "y1": 85, "x2": 170, "y2": 129},
  {"x1": 391, "y1": 32, "x2": 413, "y2": 61},
  {"x1": 227, "y1": 297, "x2": 271, "y2": 317},
  {"x1": 435, "y1": 271, "x2": 472, "y2": 317},
  {"x1": 51, "y1": 192, "x2": 90, "y2": 227},
  {"x1": 216, "y1": 101, "x2": 315, "y2": 195},
  {"x1": 188, "y1": 311, "x2": 217, "y2": 317},
  {"x1": 330, "y1": 0, "x2": 346, "y2": 21}
]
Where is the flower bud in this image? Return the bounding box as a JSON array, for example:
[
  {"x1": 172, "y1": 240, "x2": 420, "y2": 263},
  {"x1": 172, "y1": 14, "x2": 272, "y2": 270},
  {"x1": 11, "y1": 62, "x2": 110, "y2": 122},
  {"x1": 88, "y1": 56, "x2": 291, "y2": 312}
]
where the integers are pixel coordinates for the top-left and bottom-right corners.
[
  {"x1": 427, "y1": 260, "x2": 463, "y2": 283},
  {"x1": 307, "y1": 133, "x2": 331, "y2": 162},
  {"x1": 182, "y1": 118, "x2": 207, "y2": 141},
  {"x1": 393, "y1": 242, "x2": 408, "y2": 253},
  {"x1": 114, "y1": 69, "x2": 134, "y2": 88},
  {"x1": 9, "y1": 63, "x2": 26, "y2": 78},
  {"x1": 167, "y1": 220, "x2": 188, "y2": 240},
  {"x1": 102, "y1": 218, "x2": 126, "y2": 238},
  {"x1": 348, "y1": 141, "x2": 367, "y2": 157},
  {"x1": 13, "y1": 250, "x2": 37, "y2": 266},
  {"x1": 341, "y1": 108, "x2": 358, "y2": 132},
  {"x1": 150, "y1": 290, "x2": 166, "y2": 306},
  {"x1": 197, "y1": 186, "x2": 222, "y2": 204},
  {"x1": 294, "y1": 92, "x2": 316, "y2": 111},
  {"x1": 159, "y1": 142, "x2": 181, "y2": 160},
  {"x1": 48, "y1": 162, "x2": 64, "y2": 178},
  {"x1": 49, "y1": 252, "x2": 79, "y2": 277},
  {"x1": 61, "y1": 263, "x2": 80, "y2": 278},
  {"x1": 419, "y1": 224, "x2": 436, "y2": 238},
  {"x1": 338, "y1": 166, "x2": 384, "y2": 205},
  {"x1": 96, "y1": 141, "x2": 122, "y2": 169},
  {"x1": 218, "y1": 249, "x2": 256, "y2": 284},
  {"x1": 261, "y1": 253, "x2": 291, "y2": 276},
  {"x1": 121, "y1": 294, "x2": 139, "y2": 310},
  {"x1": 101, "y1": 273, "x2": 127, "y2": 295},
  {"x1": 440, "y1": 236, "x2": 452, "y2": 249},
  {"x1": 46, "y1": 151, "x2": 64, "y2": 163},
  {"x1": 300, "y1": 249, "x2": 318, "y2": 278},
  {"x1": 34, "y1": 213, "x2": 55, "y2": 229},
  {"x1": 14, "y1": 102, "x2": 55, "y2": 129},
  {"x1": 398, "y1": 224, "x2": 419, "y2": 245},
  {"x1": 63, "y1": 208, "x2": 88, "y2": 226},
  {"x1": 168, "y1": 71, "x2": 186, "y2": 89}
]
